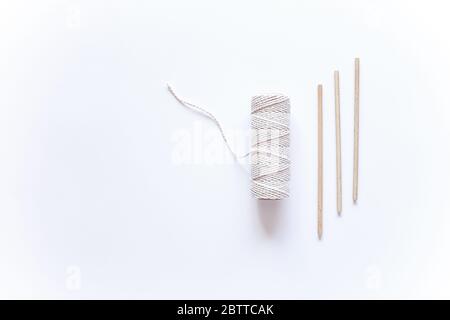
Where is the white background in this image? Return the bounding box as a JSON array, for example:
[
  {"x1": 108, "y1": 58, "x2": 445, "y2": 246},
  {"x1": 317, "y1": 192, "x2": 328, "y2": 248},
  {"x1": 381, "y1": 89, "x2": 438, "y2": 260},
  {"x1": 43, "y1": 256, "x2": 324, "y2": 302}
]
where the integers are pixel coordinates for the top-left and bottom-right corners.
[{"x1": 1, "y1": 0, "x2": 450, "y2": 299}]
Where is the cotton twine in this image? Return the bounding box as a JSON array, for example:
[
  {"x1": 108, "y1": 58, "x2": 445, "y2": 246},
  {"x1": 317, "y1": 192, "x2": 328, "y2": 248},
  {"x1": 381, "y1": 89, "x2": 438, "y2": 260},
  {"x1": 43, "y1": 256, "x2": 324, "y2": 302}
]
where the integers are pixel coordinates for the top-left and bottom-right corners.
[{"x1": 167, "y1": 85, "x2": 290, "y2": 200}]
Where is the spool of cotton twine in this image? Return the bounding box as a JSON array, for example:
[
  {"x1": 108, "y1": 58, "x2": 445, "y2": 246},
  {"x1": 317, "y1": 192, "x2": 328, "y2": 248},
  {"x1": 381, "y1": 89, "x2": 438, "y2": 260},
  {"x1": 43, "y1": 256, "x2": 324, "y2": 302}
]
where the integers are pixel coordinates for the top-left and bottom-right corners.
[{"x1": 167, "y1": 85, "x2": 290, "y2": 200}]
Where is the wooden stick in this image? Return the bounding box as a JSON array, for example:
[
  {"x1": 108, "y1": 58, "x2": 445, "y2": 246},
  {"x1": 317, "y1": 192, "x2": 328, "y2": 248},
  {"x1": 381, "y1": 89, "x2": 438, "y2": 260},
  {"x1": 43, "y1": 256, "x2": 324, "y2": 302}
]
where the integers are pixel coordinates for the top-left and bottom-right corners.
[
  {"x1": 318, "y1": 84, "x2": 323, "y2": 239},
  {"x1": 334, "y1": 71, "x2": 342, "y2": 215},
  {"x1": 353, "y1": 58, "x2": 360, "y2": 203}
]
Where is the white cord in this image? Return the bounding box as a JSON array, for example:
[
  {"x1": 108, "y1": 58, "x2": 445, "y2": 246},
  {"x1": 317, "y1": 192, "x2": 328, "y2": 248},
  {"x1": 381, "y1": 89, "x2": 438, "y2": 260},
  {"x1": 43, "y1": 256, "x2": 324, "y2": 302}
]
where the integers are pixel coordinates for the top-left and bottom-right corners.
[{"x1": 167, "y1": 84, "x2": 290, "y2": 199}]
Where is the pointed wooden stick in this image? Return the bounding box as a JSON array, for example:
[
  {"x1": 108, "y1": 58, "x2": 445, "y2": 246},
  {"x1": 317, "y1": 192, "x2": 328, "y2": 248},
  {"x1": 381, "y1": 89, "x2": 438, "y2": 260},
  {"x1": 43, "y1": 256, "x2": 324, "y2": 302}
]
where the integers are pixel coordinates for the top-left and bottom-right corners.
[
  {"x1": 318, "y1": 84, "x2": 323, "y2": 239},
  {"x1": 334, "y1": 71, "x2": 342, "y2": 215},
  {"x1": 353, "y1": 58, "x2": 360, "y2": 203}
]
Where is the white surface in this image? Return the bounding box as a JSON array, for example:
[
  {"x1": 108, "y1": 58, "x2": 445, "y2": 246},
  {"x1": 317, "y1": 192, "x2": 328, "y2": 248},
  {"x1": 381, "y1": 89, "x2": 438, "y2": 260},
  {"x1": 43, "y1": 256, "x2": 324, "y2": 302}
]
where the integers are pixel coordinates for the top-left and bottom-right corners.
[{"x1": 1, "y1": 0, "x2": 450, "y2": 299}]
